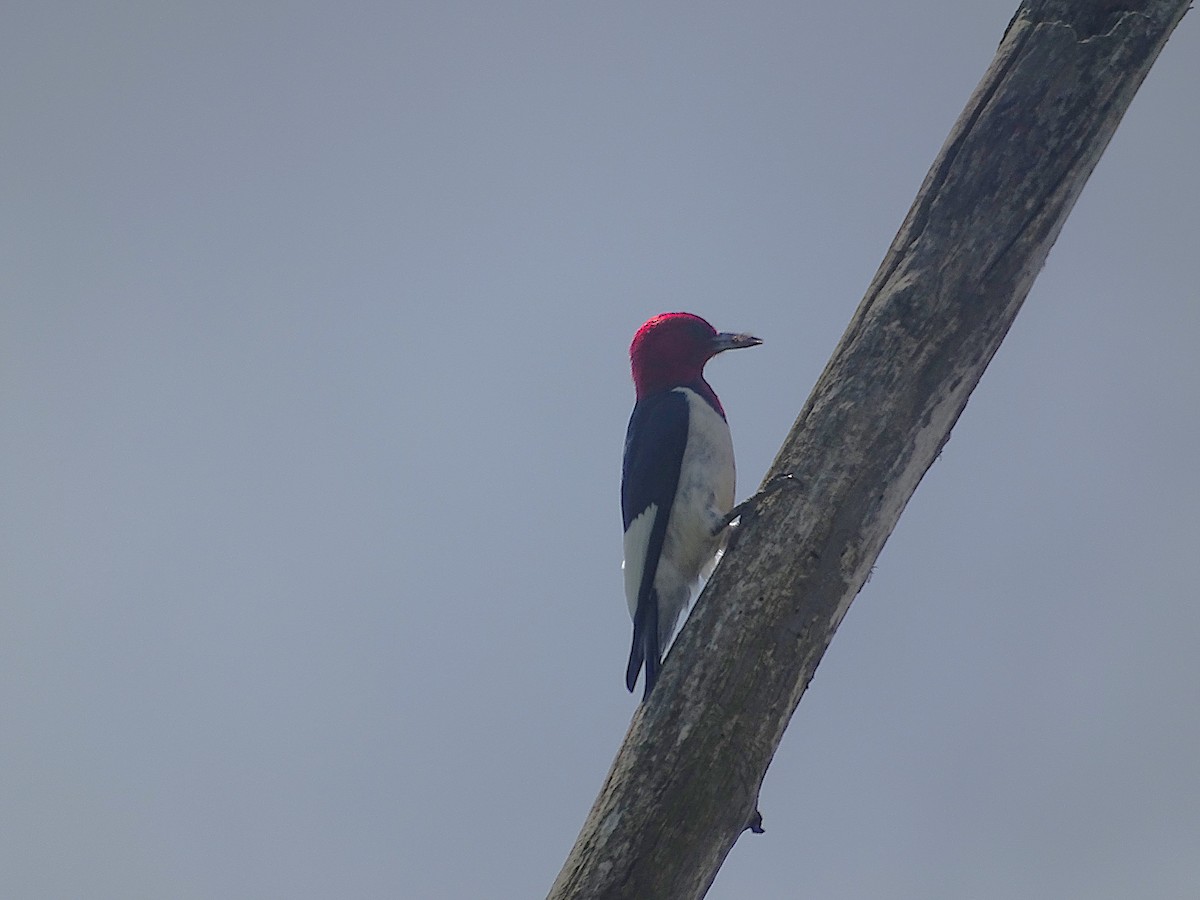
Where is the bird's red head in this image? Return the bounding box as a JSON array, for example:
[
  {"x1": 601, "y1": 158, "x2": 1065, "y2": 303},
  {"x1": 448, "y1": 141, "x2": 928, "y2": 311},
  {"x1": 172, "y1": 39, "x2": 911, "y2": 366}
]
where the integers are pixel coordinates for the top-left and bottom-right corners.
[{"x1": 629, "y1": 312, "x2": 762, "y2": 400}]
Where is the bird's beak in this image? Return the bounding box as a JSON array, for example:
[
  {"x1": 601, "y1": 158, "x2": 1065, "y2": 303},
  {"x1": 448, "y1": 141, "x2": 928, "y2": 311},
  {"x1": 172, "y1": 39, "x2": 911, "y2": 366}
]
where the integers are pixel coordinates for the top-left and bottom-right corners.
[{"x1": 711, "y1": 331, "x2": 763, "y2": 354}]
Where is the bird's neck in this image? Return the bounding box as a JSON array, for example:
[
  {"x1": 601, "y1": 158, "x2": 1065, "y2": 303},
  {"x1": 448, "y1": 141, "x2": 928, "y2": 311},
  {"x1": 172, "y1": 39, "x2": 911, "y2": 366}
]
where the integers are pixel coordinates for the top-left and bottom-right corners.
[{"x1": 636, "y1": 376, "x2": 725, "y2": 419}]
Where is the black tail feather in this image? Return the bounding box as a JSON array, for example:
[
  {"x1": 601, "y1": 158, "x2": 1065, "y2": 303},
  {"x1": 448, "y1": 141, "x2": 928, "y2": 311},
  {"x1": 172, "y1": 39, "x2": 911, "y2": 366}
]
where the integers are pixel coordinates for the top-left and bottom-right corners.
[
  {"x1": 626, "y1": 592, "x2": 661, "y2": 699},
  {"x1": 625, "y1": 628, "x2": 644, "y2": 693}
]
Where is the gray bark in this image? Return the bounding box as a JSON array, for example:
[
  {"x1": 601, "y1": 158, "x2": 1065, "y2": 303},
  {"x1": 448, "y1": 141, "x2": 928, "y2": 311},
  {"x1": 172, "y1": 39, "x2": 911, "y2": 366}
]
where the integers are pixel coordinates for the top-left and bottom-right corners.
[{"x1": 548, "y1": 2, "x2": 1191, "y2": 898}]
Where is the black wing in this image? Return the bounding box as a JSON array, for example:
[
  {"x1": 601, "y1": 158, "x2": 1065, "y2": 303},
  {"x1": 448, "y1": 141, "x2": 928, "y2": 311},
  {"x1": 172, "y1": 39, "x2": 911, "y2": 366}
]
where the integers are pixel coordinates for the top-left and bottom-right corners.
[{"x1": 621, "y1": 389, "x2": 689, "y2": 698}]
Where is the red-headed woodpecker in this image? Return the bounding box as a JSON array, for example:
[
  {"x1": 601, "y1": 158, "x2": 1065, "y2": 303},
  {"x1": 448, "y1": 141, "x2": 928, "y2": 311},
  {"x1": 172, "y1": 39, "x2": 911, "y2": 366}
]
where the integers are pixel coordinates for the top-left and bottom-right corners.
[{"x1": 622, "y1": 312, "x2": 762, "y2": 699}]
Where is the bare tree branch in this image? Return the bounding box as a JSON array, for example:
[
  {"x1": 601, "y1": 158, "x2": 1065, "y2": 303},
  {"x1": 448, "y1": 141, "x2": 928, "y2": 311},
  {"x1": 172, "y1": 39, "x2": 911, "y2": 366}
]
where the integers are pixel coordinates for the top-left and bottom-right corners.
[{"x1": 549, "y1": 2, "x2": 1191, "y2": 898}]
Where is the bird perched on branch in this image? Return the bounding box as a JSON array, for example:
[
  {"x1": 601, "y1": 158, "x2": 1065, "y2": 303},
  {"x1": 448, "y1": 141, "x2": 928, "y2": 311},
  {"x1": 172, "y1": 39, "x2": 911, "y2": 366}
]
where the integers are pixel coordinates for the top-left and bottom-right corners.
[{"x1": 621, "y1": 312, "x2": 761, "y2": 699}]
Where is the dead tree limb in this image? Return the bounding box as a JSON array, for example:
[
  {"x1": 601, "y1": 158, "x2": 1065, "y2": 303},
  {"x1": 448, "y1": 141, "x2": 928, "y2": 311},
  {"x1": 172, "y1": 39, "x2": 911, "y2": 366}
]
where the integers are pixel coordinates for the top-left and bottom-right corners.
[{"x1": 549, "y1": 2, "x2": 1191, "y2": 898}]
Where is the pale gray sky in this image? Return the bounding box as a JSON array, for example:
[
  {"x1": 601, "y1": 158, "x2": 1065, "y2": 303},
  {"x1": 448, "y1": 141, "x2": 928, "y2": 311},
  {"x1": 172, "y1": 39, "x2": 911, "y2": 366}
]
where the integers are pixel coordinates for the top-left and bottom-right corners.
[{"x1": 3, "y1": 3, "x2": 1198, "y2": 898}]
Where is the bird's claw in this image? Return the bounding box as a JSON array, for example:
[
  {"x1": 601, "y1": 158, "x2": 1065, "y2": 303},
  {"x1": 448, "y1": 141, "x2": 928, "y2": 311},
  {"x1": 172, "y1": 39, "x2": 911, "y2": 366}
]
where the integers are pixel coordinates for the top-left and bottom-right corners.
[{"x1": 712, "y1": 473, "x2": 799, "y2": 537}]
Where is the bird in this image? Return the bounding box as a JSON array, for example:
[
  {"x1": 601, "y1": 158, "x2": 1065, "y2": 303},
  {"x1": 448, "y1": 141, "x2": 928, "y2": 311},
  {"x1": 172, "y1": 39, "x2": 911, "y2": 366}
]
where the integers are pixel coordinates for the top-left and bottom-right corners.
[{"x1": 621, "y1": 312, "x2": 762, "y2": 700}]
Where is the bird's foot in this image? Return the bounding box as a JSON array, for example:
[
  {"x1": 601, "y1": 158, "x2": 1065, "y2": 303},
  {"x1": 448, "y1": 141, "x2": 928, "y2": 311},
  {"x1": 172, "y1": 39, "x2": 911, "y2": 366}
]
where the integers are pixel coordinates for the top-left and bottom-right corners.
[{"x1": 711, "y1": 473, "x2": 799, "y2": 537}]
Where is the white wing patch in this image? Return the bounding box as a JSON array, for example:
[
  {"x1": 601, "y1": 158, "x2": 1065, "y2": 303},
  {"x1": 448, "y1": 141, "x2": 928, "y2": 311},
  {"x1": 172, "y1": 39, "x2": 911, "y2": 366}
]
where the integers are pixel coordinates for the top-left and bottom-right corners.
[{"x1": 622, "y1": 504, "x2": 657, "y2": 619}]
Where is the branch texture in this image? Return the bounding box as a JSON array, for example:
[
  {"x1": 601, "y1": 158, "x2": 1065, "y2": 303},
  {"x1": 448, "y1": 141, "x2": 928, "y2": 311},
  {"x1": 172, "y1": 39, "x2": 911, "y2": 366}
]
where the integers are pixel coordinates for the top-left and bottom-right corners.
[{"x1": 549, "y1": 2, "x2": 1190, "y2": 897}]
